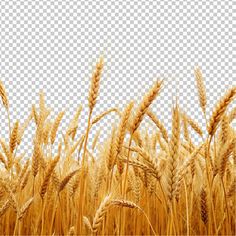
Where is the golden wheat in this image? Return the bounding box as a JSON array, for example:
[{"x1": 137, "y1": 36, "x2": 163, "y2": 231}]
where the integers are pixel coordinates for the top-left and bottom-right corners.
[{"x1": 0, "y1": 62, "x2": 235, "y2": 235}]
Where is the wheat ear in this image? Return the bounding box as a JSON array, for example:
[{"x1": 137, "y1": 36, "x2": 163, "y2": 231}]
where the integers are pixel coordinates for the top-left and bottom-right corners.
[
  {"x1": 32, "y1": 139, "x2": 41, "y2": 177},
  {"x1": 200, "y1": 186, "x2": 208, "y2": 225},
  {"x1": 0, "y1": 139, "x2": 13, "y2": 170},
  {"x1": 116, "y1": 102, "x2": 134, "y2": 156},
  {"x1": 92, "y1": 195, "x2": 111, "y2": 233},
  {"x1": 18, "y1": 197, "x2": 34, "y2": 220},
  {"x1": 67, "y1": 105, "x2": 82, "y2": 140},
  {"x1": 0, "y1": 199, "x2": 11, "y2": 217},
  {"x1": 68, "y1": 226, "x2": 75, "y2": 236},
  {"x1": 32, "y1": 104, "x2": 39, "y2": 125},
  {"x1": 127, "y1": 146, "x2": 160, "y2": 179},
  {"x1": 88, "y1": 57, "x2": 104, "y2": 112},
  {"x1": 58, "y1": 169, "x2": 79, "y2": 193},
  {"x1": 91, "y1": 108, "x2": 118, "y2": 126},
  {"x1": 146, "y1": 109, "x2": 168, "y2": 142},
  {"x1": 17, "y1": 113, "x2": 32, "y2": 145},
  {"x1": 0, "y1": 80, "x2": 9, "y2": 110},
  {"x1": 0, "y1": 152, "x2": 7, "y2": 169},
  {"x1": 40, "y1": 154, "x2": 60, "y2": 198},
  {"x1": 10, "y1": 120, "x2": 19, "y2": 153},
  {"x1": 131, "y1": 80, "x2": 162, "y2": 133},
  {"x1": 208, "y1": 86, "x2": 236, "y2": 136},
  {"x1": 166, "y1": 104, "x2": 180, "y2": 202},
  {"x1": 182, "y1": 114, "x2": 190, "y2": 141},
  {"x1": 194, "y1": 67, "x2": 207, "y2": 114},
  {"x1": 220, "y1": 114, "x2": 230, "y2": 144},
  {"x1": 219, "y1": 138, "x2": 235, "y2": 179},
  {"x1": 121, "y1": 158, "x2": 160, "y2": 180},
  {"x1": 111, "y1": 199, "x2": 157, "y2": 236},
  {"x1": 106, "y1": 126, "x2": 116, "y2": 171},
  {"x1": 50, "y1": 111, "x2": 65, "y2": 144},
  {"x1": 20, "y1": 170, "x2": 30, "y2": 190},
  {"x1": 182, "y1": 112, "x2": 203, "y2": 137},
  {"x1": 115, "y1": 102, "x2": 134, "y2": 176},
  {"x1": 228, "y1": 107, "x2": 236, "y2": 123},
  {"x1": 227, "y1": 177, "x2": 236, "y2": 197}
]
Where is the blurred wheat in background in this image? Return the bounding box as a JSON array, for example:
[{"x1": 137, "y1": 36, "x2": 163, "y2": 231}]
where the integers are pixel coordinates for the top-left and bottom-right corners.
[{"x1": 0, "y1": 58, "x2": 235, "y2": 235}]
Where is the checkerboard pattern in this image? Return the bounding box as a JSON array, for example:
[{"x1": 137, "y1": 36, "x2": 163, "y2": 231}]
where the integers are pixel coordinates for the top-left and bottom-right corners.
[{"x1": 0, "y1": 0, "x2": 235, "y2": 154}]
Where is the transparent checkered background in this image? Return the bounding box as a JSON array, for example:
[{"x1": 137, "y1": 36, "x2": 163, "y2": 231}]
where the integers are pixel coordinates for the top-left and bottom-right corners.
[{"x1": 0, "y1": 0, "x2": 235, "y2": 155}]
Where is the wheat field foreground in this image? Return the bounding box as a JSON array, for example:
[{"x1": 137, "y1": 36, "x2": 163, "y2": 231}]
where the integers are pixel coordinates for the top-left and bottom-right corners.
[{"x1": 0, "y1": 58, "x2": 235, "y2": 236}]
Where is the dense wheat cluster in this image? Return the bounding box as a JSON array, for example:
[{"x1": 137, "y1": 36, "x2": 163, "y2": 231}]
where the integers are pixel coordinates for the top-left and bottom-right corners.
[{"x1": 0, "y1": 59, "x2": 235, "y2": 235}]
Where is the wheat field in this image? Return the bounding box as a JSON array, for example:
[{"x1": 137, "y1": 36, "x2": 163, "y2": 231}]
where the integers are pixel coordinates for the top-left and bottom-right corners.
[{"x1": 0, "y1": 58, "x2": 235, "y2": 235}]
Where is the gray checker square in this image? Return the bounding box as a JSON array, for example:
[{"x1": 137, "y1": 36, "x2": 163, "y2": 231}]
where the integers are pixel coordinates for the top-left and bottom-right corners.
[{"x1": 0, "y1": 0, "x2": 235, "y2": 156}]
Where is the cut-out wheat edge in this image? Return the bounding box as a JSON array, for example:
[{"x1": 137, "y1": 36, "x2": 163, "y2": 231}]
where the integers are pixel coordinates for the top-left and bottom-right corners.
[{"x1": 0, "y1": 57, "x2": 235, "y2": 236}]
